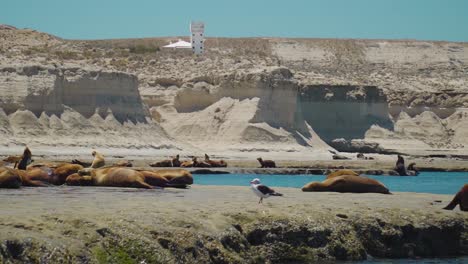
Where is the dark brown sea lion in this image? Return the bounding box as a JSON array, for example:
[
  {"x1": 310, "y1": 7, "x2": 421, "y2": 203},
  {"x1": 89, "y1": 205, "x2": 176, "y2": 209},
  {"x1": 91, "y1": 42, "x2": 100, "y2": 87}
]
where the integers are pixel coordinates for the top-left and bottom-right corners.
[
  {"x1": 17, "y1": 147, "x2": 32, "y2": 170},
  {"x1": 172, "y1": 155, "x2": 181, "y2": 167},
  {"x1": 443, "y1": 184, "x2": 468, "y2": 211},
  {"x1": 0, "y1": 167, "x2": 22, "y2": 188},
  {"x1": 91, "y1": 150, "x2": 105, "y2": 168},
  {"x1": 326, "y1": 169, "x2": 359, "y2": 179},
  {"x1": 257, "y1": 157, "x2": 276, "y2": 168},
  {"x1": 72, "y1": 167, "x2": 153, "y2": 189},
  {"x1": 71, "y1": 159, "x2": 92, "y2": 167},
  {"x1": 302, "y1": 175, "x2": 390, "y2": 194},
  {"x1": 395, "y1": 155, "x2": 408, "y2": 176},
  {"x1": 204, "y1": 154, "x2": 227, "y2": 168}
]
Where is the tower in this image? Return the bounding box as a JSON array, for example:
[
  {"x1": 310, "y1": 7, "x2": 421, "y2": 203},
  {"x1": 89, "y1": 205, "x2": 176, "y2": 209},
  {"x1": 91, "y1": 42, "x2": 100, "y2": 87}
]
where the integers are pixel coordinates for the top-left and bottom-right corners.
[{"x1": 190, "y1": 21, "x2": 205, "y2": 55}]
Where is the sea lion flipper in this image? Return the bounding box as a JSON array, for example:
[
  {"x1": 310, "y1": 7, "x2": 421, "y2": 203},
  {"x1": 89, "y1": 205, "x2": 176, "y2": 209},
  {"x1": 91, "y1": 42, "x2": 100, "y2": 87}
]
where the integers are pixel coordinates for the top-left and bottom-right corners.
[{"x1": 443, "y1": 192, "x2": 460, "y2": 210}]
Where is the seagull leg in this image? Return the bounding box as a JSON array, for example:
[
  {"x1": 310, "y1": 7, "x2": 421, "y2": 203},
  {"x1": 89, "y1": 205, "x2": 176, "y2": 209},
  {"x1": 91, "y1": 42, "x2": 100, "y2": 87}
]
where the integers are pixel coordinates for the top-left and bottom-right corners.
[{"x1": 260, "y1": 197, "x2": 263, "y2": 204}]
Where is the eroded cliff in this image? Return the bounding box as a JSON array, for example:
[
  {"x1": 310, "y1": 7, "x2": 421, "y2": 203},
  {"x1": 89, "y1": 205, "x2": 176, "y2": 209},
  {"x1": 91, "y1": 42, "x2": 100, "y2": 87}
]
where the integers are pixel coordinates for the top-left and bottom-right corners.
[{"x1": 1, "y1": 27, "x2": 467, "y2": 156}]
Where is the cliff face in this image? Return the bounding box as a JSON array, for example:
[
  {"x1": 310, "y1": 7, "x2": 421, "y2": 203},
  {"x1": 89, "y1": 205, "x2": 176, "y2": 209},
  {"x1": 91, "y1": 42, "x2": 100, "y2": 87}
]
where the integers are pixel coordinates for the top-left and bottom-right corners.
[
  {"x1": 1, "y1": 27, "x2": 468, "y2": 155},
  {"x1": 0, "y1": 66, "x2": 146, "y2": 122},
  {"x1": 0, "y1": 65, "x2": 176, "y2": 151},
  {"x1": 298, "y1": 85, "x2": 393, "y2": 142}
]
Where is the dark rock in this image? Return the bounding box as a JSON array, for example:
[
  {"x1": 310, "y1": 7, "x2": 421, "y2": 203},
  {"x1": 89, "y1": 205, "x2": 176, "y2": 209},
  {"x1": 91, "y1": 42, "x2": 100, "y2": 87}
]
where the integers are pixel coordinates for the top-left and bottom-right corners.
[
  {"x1": 336, "y1": 214, "x2": 349, "y2": 219},
  {"x1": 333, "y1": 154, "x2": 350, "y2": 160},
  {"x1": 96, "y1": 227, "x2": 112, "y2": 237}
]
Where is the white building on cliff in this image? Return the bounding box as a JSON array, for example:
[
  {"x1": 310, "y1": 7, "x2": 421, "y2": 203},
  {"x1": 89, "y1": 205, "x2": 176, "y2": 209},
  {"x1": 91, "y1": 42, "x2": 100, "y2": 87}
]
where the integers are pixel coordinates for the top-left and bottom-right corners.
[{"x1": 190, "y1": 21, "x2": 205, "y2": 55}]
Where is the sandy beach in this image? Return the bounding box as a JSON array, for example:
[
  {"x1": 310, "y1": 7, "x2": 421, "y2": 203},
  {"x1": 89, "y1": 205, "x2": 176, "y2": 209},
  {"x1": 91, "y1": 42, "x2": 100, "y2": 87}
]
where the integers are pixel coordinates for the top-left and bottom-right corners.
[{"x1": 1, "y1": 185, "x2": 467, "y2": 262}]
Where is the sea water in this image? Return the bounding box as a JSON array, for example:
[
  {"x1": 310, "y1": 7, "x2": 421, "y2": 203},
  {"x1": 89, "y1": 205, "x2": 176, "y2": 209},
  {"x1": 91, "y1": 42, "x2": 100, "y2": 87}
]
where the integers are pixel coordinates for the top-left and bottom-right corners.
[{"x1": 194, "y1": 172, "x2": 468, "y2": 194}]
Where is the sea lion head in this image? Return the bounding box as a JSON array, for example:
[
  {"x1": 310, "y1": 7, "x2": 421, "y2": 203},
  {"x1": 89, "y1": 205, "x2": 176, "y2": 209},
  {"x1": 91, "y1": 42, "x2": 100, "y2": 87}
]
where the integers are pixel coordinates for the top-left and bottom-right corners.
[
  {"x1": 91, "y1": 151, "x2": 97, "y2": 157},
  {"x1": 301, "y1": 182, "x2": 325, "y2": 192}
]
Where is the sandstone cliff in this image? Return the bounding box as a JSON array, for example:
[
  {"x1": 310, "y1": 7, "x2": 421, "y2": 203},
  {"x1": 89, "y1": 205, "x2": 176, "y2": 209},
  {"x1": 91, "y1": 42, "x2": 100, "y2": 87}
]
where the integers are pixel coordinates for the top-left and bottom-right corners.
[{"x1": 1, "y1": 27, "x2": 467, "y2": 156}]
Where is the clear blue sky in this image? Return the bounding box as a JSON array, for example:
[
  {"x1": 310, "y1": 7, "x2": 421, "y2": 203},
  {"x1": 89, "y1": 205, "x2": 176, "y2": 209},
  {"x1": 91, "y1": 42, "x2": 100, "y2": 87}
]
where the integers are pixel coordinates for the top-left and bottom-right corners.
[{"x1": 2, "y1": 0, "x2": 468, "y2": 41}]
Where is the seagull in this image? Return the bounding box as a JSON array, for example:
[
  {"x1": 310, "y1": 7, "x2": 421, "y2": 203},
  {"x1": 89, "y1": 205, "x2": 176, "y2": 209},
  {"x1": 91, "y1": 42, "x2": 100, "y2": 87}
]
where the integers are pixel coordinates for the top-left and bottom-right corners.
[{"x1": 250, "y1": 178, "x2": 283, "y2": 204}]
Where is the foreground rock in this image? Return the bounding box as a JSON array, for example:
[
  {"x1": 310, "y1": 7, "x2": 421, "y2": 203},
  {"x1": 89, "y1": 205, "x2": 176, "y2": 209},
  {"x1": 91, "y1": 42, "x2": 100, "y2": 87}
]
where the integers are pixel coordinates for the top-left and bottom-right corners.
[{"x1": 0, "y1": 186, "x2": 467, "y2": 263}]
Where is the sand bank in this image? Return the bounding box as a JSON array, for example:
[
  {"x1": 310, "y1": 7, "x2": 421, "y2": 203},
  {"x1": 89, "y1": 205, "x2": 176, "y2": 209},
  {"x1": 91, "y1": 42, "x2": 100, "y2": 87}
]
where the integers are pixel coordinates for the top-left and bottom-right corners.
[{"x1": 0, "y1": 185, "x2": 467, "y2": 263}]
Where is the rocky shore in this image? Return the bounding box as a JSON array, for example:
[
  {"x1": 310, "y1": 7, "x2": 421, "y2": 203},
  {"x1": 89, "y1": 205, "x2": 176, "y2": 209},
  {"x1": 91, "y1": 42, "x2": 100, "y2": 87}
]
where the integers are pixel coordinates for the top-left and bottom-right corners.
[{"x1": 1, "y1": 185, "x2": 467, "y2": 263}]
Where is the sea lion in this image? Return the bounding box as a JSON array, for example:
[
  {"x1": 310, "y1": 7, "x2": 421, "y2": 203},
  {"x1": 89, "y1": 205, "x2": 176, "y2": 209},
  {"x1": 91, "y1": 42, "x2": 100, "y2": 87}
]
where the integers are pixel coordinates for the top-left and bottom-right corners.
[
  {"x1": 65, "y1": 173, "x2": 94, "y2": 186},
  {"x1": 150, "y1": 169, "x2": 193, "y2": 186},
  {"x1": 172, "y1": 155, "x2": 181, "y2": 167},
  {"x1": 395, "y1": 155, "x2": 408, "y2": 176},
  {"x1": 150, "y1": 159, "x2": 172, "y2": 167},
  {"x1": 0, "y1": 167, "x2": 22, "y2": 188},
  {"x1": 90, "y1": 150, "x2": 105, "y2": 168},
  {"x1": 193, "y1": 157, "x2": 211, "y2": 168},
  {"x1": 302, "y1": 175, "x2": 390, "y2": 194},
  {"x1": 180, "y1": 158, "x2": 194, "y2": 168},
  {"x1": 53, "y1": 164, "x2": 84, "y2": 185},
  {"x1": 71, "y1": 159, "x2": 92, "y2": 167},
  {"x1": 204, "y1": 154, "x2": 227, "y2": 168},
  {"x1": 17, "y1": 147, "x2": 32, "y2": 170},
  {"x1": 326, "y1": 169, "x2": 359, "y2": 179},
  {"x1": 138, "y1": 170, "x2": 169, "y2": 187},
  {"x1": 407, "y1": 162, "x2": 419, "y2": 176},
  {"x1": 113, "y1": 160, "x2": 133, "y2": 167},
  {"x1": 443, "y1": 184, "x2": 468, "y2": 211},
  {"x1": 74, "y1": 167, "x2": 153, "y2": 189},
  {"x1": 150, "y1": 155, "x2": 180, "y2": 167},
  {"x1": 16, "y1": 167, "x2": 54, "y2": 187},
  {"x1": 257, "y1": 157, "x2": 276, "y2": 168}
]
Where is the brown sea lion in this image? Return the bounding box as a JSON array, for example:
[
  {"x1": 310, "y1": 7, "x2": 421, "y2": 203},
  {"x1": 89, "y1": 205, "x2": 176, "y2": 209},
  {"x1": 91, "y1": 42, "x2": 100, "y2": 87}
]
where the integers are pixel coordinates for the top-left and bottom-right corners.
[
  {"x1": 204, "y1": 154, "x2": 227, "y2": 167},
  {"x1": 16, "y1": 167, "x2": 54, "y2": 187},
  {"x1": 113, "y1": 160, "x2": 133, "y2": 167},
  {"x1": 193, "y1": 157, "x2": 211, "y2": 168},
  {"x1": 0, "y1": 167, "x2": 22, "y2": 188},
  {"x1": 150, "y1": 159, "x2": 172, "y2": 167},
  {"x1": 150, "y1": 155, "x2": 181, "y2": 167},
  {"x1": 53, "y1": 164, "x2": 84, "y2": 185},
  {"x1": 74, "y1": 167, "x2": 153, "y2": 189},
  {"x1": 180, "y1": 158, "x2": 194, "y2": 168},
  {"x1": 17, "y1": 147, "x2": 33, "y2": 170},
  {"x1": 138, "y1": 170, "x2": 170, "y2": 187},
  {"x1": 65, "y1": 173, "x2": 94, "y2": 186},
  {"x1": 150, "y1": 169, "x2": 193, "y2": 186},
  {"x1": 90, "y1": 150, "x2": 105, "y2": 168},
  {"x1": 326, "y1": 169, "x2": 359, "y2": 179},
  {"x1": 443, "y1": 184, "x2": 468, "y2": 211},
  {"x1": 302, "y1": 175, "x2": 390, "y2": 194},
  {"x1": 257, "y1": 157, "x2": 276, "y2": 168}
]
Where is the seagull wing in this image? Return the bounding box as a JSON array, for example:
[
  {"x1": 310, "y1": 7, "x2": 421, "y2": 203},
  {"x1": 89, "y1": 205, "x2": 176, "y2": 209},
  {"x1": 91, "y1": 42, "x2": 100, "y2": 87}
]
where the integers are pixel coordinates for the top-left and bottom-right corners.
[{"x1": 257, "y1": 184, "x2": 277, "y2": 195}]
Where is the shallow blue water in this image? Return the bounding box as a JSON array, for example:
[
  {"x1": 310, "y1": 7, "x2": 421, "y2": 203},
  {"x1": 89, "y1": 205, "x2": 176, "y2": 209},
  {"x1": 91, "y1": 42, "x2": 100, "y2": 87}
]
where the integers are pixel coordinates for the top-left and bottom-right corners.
[{"x1": 194, "y1": 172, "x2": 468, "y2": 194}]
